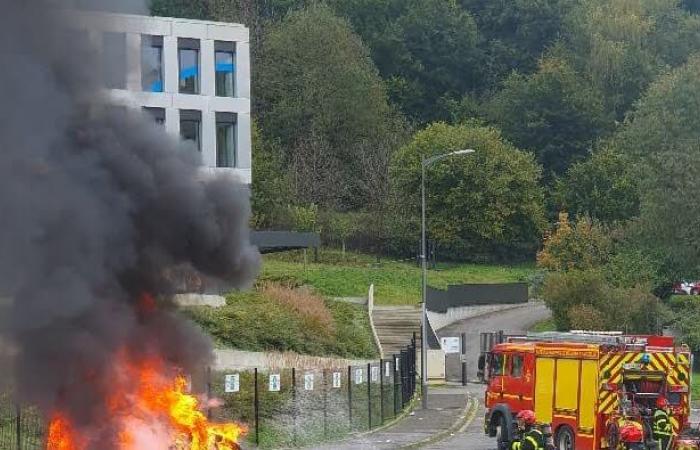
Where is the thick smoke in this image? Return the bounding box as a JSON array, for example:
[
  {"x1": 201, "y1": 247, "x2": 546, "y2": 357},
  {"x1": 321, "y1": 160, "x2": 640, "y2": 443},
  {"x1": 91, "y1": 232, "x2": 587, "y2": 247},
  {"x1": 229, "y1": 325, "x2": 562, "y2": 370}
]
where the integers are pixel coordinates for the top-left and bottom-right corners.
[{"x1": 0, "y1": 0, "x2": 260, "y2": 447}]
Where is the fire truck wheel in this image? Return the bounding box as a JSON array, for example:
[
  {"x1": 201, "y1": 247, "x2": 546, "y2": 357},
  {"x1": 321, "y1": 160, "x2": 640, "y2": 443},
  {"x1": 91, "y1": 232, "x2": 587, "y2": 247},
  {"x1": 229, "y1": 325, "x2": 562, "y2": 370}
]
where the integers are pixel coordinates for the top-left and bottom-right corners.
[
  {"x1": 555, "y1": 425, "x2": 575, "y2": 450},
  {"x1": 495, "y1": 414, "x2": 510, "y2": 448}
]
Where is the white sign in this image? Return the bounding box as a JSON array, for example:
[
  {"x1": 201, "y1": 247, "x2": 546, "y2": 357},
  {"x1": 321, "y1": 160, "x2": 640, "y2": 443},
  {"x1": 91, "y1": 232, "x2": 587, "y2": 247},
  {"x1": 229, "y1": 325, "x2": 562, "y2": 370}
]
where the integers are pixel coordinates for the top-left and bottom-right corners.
[
  {"x1": 224, "y1": 374, "x2": 240, "y2": 393},
  {"x1": 385, "y1": 361, "x2": 392, "y2": 377},
  {"x1": 441, "y1": 337, "x2": 461, "y2": 354},
  {"x1": 395, "y1": 357, "x2": 400, "y2": 368},
  {"x1": 332, "y1": 372, "x2": 342, "y2": 388},
  {"x1": 269, "y1": 374, "x2": 281, "y2": 392},
  {"x1": 354, "y1": 368, "x2": 364, "y2": 385},
  {"x1": 371, "y1": 366, "x2": 380, "y2": 382},
  {"x1": 304, "y1": 373, "x2": 314, "y2": 391}
]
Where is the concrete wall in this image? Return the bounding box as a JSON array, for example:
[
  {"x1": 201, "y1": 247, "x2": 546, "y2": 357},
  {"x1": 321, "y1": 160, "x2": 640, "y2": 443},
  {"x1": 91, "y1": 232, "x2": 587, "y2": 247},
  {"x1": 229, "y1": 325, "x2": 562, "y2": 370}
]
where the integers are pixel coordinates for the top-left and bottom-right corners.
[
  {"x1": 212, "y1": 349, "x2": 374, "y2": 371},
  {"x1": 68, "y1": 11, "x2": 252, "y2": 183}
]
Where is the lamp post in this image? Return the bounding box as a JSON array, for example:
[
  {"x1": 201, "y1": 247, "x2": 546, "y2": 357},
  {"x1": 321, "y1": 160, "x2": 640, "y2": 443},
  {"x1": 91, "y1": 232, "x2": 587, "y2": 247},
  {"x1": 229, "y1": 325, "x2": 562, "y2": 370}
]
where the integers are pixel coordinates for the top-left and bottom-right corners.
[{"x1": 421, "y1": 149, "x2": 475, "y2": 409}]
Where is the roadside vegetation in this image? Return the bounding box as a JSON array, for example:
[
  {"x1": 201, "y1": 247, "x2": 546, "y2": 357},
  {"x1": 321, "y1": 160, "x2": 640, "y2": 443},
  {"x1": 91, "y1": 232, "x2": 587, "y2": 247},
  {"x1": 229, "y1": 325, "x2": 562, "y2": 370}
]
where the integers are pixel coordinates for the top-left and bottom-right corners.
[{"x1": 184, "y1": 282, "x2": 378, "y2": 359}]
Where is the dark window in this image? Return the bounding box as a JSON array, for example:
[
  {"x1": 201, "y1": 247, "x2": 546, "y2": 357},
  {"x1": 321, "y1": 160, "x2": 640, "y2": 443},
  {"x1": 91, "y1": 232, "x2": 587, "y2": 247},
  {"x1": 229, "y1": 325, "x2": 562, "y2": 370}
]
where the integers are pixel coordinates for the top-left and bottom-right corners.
[
  {"x1": 490, "y1": 353, "x2": 505, "y2": 377},
  {"x1": 509, "y1": 355, "x2": 524, "y2": 378},
  {"x1": 142, "y1": 35, "x2": 163, "y2": 92},
  {"x1": 143, "y1": 107, "x2": 165, "y2": 126},
  {"x1": 178, "y1": 39, "x2": 200, "y2": 94},
  {"x1": 216, "y1": 113, "x2": 236, "y2": 167},
  {"x1": 215, "y1": 41, "x2": 235, "y2": 97},
  {"x1": 180, "y1": 110, "x2": 201, "y2": 151},
  {"x1": 103, "y1": 32, "x2": 126, "y2": 89}
]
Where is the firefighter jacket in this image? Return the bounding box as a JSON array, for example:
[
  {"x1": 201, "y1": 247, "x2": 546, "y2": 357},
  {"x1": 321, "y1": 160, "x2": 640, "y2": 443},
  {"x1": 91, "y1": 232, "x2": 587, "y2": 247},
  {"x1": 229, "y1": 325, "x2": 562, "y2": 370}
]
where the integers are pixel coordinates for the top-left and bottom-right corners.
[
  {"x1": 653, "y1": 408, "x2": 673, "y2": 438},
  {"x1": 511, "y1": 428, "x2": 545, "y2": 450}
]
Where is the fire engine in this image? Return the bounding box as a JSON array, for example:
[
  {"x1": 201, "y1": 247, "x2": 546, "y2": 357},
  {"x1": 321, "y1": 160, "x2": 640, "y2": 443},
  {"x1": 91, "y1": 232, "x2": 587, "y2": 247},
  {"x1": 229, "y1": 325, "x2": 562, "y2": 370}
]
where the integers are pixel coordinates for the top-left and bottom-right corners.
[{"x1": 483, "y1": 332, "x2": 694, "y2": 450}]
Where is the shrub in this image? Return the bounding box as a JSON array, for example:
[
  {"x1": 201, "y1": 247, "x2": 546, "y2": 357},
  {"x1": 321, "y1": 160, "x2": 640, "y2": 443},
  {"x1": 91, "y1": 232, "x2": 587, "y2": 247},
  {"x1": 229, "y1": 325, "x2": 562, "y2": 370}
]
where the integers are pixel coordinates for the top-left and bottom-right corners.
[
  {"x1": 567, "y1": 304, "x2": 606, "y2": 331},
  {"x1": 537, "y1": 213, "x2": 612, "y2": 271},
  {"x1": 261, "y1": 284, "x2": 335, "y2": 337}
]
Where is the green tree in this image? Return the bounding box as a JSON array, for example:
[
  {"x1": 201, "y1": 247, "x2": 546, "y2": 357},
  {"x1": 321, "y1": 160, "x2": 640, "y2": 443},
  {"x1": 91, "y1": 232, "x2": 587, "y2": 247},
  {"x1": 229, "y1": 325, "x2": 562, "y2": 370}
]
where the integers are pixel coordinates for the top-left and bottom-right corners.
[
  {"x1": 256, "y1": 3, "x2": 401, "y2": 209},
  {"x1": 251, "y1": 125, "x2": 293, "y2": 230},
  {"x1": 608, "y1": 55, "x2": 700, "y2": 281},
  {"x1": 458, "y1": 0, "x2": 575, "y2": 86},
  {"x1": 555, "y1": 148, "x2": 639, "y2": 223},
  {"x1": 565, "y1": 0, "x2": 700, "y2": 117},
  {"x1": 390, "y1": 122, "x2": 546, "y2": 259},
  {"x1": 537, "y1": 213, "x2": 613, "y2": 272},
  {"x1": 488, "y1": 55, "x2": 611, "y2": 176}
]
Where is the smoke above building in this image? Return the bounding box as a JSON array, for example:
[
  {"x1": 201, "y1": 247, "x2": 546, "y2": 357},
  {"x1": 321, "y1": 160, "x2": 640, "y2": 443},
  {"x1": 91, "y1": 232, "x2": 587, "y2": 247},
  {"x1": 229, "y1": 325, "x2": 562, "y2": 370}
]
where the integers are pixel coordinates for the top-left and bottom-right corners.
[{"x1": 0, "y1": 0, "x2": 260, "y2": 448}]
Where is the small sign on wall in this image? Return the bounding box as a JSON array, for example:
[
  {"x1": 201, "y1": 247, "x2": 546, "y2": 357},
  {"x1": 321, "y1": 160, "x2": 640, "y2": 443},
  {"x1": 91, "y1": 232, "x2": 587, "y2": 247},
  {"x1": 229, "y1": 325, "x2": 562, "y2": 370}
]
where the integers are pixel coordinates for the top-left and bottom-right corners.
[
  {"x1": 354, "y1": 368, "x2": 364, "y2": 385},
  {"x1": 441, "y1": 337, "x2": 461, "y2": 354},
  {"x1": 371, "y1": 366, "x2": 380, "y2": 382},
  {"x1": 332, "y1": 372, "x2": 342, "y2": 388},
  {"x1": 269, "y1": 374, "x2": 281, "y2": 392},
  {"x1": 224, "y1": 374, "x2": 240, "y2": 393},
  {"x1": 304, "y1": 373, "x2": 314, "y2": 391},
  {"x1": 385, "y1": 361, "x2": 392, "y2": 377}
]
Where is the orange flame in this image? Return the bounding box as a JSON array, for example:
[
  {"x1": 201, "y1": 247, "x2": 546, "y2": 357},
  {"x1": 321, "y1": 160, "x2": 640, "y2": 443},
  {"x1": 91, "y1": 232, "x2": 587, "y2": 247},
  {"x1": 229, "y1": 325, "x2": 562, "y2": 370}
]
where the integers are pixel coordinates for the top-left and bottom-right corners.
[{"x1": 46, "y1": 353, "x2": 245, "y2": 450}]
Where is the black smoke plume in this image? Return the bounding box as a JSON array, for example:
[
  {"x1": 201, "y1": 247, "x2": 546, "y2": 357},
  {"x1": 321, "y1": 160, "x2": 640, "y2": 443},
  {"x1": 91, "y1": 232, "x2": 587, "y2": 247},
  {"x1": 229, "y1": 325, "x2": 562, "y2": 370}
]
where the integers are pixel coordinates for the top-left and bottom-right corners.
[{"x1": 0, "y1": 0, "x2": 260, "y2": 447}]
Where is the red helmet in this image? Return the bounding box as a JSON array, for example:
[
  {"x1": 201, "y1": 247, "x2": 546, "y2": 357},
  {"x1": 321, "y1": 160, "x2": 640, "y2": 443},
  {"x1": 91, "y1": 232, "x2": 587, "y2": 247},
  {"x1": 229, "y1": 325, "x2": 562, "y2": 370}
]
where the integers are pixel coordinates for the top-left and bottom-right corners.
[
  {"x1": 516, "y1": 410, "x2": 536, "y2": 426},
  {"x1": 656, "y1": 396, "x2": 668, "y2": 408},
  {"x1": 620, "y1": 424, "x2": 644, "y2": 443}
]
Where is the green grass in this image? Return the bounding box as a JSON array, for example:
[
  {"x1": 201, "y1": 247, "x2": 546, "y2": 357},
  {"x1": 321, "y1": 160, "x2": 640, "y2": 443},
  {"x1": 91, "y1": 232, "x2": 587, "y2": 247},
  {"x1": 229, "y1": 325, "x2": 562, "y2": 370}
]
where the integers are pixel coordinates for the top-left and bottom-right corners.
[
  {"x1": 692, "y1": 374, "x2": 700, "y2": 405},
  {"x1": 261, "y1": 249, "x2": 535, "y2": 305},
  {"x1": 529, "y1": 317, "x2": 557, "y2": 332}
]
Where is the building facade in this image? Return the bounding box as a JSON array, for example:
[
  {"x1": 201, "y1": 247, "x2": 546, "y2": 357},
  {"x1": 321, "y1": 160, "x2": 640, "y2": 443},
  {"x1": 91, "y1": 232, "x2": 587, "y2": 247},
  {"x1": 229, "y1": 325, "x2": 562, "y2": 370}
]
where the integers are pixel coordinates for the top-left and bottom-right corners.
[{"x1": 70, "y1": 11, "x2": 252, "y2": 183}]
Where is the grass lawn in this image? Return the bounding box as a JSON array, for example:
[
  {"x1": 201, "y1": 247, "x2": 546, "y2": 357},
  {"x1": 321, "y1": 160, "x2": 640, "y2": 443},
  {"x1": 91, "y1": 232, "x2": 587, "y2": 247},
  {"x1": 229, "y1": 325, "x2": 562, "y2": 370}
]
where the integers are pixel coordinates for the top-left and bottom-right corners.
[
  {"x1": 260, "y1": 249, "x2": 535, "y2": 305},
  {"x1": 529, "y1": 317, "x2": 557, "y2": 332}
]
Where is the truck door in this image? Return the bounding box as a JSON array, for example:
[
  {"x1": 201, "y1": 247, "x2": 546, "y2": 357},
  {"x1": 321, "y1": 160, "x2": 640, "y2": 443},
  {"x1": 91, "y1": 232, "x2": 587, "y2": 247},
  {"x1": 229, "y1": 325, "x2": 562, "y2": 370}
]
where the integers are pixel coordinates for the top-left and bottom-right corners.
[
  {"x1": 535, "y1": 357, "x2": 555, "y2": 424},
  {"x1": 503, "y1": 353, "x2": 533, "y2": 411},
  {"x1": 486, "y1": 352, "x2": 506, "y2": 407}
]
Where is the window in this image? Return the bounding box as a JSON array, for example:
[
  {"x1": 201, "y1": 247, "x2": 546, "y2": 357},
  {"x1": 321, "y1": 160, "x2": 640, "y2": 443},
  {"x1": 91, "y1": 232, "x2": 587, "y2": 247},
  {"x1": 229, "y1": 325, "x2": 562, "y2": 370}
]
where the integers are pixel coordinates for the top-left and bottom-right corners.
[
  {"x1": 509, "y1": 355, "x2": 524, "y2": 378},
  {"x1": 490, "y1": 353, "x2": 505, "y2": 377},
  {"x1": 215, "y1": 42, "x2": 235, "y2": 97},
  {"x1": 178, "y1": 39, "x2": 200, "y2": 94},
  {"x1": 216, "y1": 113, "x2": 236, "y2": 167},
  {"x1": 180, "y1": 110, "x2": 201, "y2": 151},
  {"x1": 102, "y1": 32, "x2": 126, "y2": 89},
  {"x1": 142, "y1": 35, "x2": 163, "y2": 92},
  {"x1": 143, "y1": 107, "x2": 165, "y2": 126}
]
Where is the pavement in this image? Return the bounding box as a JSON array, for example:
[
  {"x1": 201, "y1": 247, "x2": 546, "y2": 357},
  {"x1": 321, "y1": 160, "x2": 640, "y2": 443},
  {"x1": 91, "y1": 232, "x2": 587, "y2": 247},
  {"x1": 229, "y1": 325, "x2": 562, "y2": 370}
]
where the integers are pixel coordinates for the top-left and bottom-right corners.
[{"x1": 310, "y1": 303, "x2": 551, "y2": 450}]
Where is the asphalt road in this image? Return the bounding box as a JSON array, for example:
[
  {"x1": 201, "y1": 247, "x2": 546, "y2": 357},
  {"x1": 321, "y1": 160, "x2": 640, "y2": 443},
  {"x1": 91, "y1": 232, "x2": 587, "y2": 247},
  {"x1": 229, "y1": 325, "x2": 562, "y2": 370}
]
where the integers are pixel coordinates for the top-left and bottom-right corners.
[{"x1": 429, "y1": 303, "x2": 551, "y2": 449}]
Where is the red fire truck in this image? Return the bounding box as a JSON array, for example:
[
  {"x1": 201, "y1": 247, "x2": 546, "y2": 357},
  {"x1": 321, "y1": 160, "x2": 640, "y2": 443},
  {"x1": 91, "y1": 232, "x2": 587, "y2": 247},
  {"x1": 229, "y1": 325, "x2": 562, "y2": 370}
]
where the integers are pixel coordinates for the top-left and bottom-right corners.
[{"x1": 483, "y1": 332, "x2": 694, "y2": 450}]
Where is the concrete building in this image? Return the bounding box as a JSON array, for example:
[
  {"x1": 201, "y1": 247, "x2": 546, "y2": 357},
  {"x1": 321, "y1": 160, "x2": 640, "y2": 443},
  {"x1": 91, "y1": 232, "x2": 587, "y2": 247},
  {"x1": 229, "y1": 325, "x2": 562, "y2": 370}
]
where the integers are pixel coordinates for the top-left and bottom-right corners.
[{"x1": 69, "y1": 11, "x2": 252, "y2": 183}]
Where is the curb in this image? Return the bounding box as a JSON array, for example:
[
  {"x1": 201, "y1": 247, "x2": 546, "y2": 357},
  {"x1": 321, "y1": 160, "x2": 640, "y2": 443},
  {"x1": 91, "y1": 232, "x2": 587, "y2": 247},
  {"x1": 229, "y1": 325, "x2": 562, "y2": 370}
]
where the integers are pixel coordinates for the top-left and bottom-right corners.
[{"x1": 399, "y1": 392, "x2": 478, "y2": 449}]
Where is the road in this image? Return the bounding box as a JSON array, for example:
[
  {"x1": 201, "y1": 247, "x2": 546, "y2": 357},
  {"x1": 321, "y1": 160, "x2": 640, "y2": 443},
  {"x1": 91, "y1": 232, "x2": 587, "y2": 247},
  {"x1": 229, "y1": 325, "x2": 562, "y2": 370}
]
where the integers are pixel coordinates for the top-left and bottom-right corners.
[{"x1": 428, "y1": 303, "x2": 551, "y2": 449}]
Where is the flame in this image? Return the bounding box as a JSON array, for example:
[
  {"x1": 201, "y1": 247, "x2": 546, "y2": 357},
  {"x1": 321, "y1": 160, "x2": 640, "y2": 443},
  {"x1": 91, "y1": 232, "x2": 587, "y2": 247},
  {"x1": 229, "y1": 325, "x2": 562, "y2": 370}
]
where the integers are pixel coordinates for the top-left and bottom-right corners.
[{"x1": 46, "y1": 353, "x2": 245, "y2": 450}]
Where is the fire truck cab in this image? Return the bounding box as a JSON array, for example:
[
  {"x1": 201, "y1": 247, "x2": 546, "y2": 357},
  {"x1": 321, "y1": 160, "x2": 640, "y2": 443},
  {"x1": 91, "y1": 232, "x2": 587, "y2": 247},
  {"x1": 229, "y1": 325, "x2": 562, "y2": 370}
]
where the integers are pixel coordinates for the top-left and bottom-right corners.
[{"x1": 483, "y1": 332, "x2": 692, "y2": 450}]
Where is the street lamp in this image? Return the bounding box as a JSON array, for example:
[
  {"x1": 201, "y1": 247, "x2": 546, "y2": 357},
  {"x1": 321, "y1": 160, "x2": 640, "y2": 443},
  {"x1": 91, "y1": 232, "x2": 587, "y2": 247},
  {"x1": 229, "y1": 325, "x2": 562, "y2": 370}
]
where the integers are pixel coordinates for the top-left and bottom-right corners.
[{"x1": 421, "y1": 148, "x2": 475, "y2": 409}]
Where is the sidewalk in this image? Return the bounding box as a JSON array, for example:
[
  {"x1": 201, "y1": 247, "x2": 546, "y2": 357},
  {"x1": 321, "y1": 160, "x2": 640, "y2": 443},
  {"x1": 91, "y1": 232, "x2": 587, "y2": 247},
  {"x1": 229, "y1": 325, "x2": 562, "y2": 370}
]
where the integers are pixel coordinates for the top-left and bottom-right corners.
[{"x1": 309, "y1": 385, "x2": 473, "y2": 449}]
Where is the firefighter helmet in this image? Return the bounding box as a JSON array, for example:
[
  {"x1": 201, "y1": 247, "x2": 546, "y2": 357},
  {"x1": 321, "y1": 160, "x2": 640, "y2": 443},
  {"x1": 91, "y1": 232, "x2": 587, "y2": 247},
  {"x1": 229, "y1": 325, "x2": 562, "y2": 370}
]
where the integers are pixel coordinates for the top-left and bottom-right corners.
[
  {"x1": 656, "y1": 396, "x2": 668, "y2": 408},
  {"x1": 516, "y1": 410, "x2": 537, "y2": 426}
]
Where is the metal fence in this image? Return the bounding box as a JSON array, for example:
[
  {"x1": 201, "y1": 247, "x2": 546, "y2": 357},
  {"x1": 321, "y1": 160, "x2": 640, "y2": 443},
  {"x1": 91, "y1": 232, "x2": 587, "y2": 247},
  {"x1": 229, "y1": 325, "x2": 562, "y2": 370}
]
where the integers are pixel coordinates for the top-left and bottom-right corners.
[{"x1": 0, "y1": 340, "x2": 417, "y2": 449}]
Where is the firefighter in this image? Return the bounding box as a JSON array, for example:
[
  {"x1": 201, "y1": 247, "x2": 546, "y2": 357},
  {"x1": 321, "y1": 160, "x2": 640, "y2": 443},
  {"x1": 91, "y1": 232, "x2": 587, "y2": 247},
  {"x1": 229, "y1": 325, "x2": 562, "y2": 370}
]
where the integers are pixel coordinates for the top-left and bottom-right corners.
[
  {"x1": 511, "y1": 410, "x2": 545, "y2": 450},
  {"x1": 653, "y1": 396, "x2": 673, "y2": 450}
]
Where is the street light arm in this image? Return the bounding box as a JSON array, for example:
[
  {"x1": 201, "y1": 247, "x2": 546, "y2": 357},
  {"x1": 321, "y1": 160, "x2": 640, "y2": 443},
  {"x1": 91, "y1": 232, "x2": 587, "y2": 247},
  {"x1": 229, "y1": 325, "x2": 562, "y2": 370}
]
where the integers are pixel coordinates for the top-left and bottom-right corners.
[{"x1": 423, "y1": 149, "x2": 475, "y2": 167}]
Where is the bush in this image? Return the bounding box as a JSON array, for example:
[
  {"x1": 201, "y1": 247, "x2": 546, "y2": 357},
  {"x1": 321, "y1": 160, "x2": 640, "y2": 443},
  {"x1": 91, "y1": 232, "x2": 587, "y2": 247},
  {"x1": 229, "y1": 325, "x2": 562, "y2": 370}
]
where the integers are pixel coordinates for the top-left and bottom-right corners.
[
  {"x1": 543, "y1": 270, "x2": 663, "y2": 333},
  {"x1": 537, "y1": 213, "x2": 612, "y2": 271}
]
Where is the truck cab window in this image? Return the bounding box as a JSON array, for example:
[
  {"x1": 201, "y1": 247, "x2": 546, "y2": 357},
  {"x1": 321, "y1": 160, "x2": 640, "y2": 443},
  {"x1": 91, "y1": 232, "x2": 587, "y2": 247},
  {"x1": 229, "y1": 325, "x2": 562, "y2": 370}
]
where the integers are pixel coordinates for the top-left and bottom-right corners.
[
  {"x1": 510, "y1": 355, "x2": 524, "y2": 378},
  {"x1": 490, "y1": 353, "x2": 505, "y2": 377}
]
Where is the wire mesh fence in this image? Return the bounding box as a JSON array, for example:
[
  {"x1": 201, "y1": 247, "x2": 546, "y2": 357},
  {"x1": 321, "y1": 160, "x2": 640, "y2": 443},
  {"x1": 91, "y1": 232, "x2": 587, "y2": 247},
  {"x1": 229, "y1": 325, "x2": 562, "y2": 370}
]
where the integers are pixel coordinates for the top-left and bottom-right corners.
[{"x1": 0, "y1": 339, "x2": 417, "y2": 449}]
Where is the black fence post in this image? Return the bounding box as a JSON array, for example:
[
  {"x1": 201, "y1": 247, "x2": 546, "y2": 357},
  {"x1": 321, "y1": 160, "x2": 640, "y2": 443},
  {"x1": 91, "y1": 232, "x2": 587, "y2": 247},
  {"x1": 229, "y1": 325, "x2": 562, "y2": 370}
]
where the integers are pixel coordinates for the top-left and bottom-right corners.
[
  {"x1": 206, "y1": 366, "x2": 213, "y2": 420},
  {"x1": 379, "y1": 359, "x2": 385, "y2": 425},
  {"x1": 292, "y1": 368, "x2": 297, "y2": 445},
  {"x1": 254, "y1": 368, "x2": 260, "y2": 446},
  {"x1": 461, "y1": 332, "x2": 467, "y2": 386},
  {"x1": 15, "y1": 403, "x2": 21, "y2": 450},
  {"x1": 347, "y1": 365, "x2": 353, "y2": 429},
  {"x1": 367, "y1": 363, "x2": 372, "y2": 430}
]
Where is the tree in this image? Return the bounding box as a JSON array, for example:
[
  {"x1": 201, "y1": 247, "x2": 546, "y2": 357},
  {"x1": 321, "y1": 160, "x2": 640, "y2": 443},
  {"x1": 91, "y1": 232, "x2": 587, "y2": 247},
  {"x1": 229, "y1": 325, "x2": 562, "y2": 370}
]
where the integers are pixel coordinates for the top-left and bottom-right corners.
[
  {"x1": 256, "y1": 3, "x2": 401, "y2": 209},
  {"x1": 607, "y1": 55, "x2": 700, "y2": 281},
  {"x1": 458, "y1": 0, "x2": 576, "y2": 86},
  {"x1": 564, "y1": 0, "x2": 700, "y2": 117},
  {"x1": 488, "y1": 55, "x2": 611, "y2": 176},
  {"x1": 537, "y1": 213, "x2": 613, "y2": 272},
  {"x1": 555, "y1": 147, "x2": 639, "y2": 224},
  {"x1": 390, "y1": 122, "x2": 546, "y2": 260},
  {"x1": 329, "y1": 0, "x2": 480, "y2": 123}
]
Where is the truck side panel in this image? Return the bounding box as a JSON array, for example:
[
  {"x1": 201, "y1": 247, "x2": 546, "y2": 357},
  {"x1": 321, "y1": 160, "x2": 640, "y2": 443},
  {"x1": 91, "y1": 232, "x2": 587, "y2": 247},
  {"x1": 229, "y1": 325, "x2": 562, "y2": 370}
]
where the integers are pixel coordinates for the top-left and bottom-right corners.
[
  {"x1": 555, "y1": 359, "x2": 579, "y2": 414},
  {"x1": 578, "y1": 360, "x2": 598, "y2": 443},
  {"x1": 535, "y1": 357, "x2": 555, "y2": 424}
]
